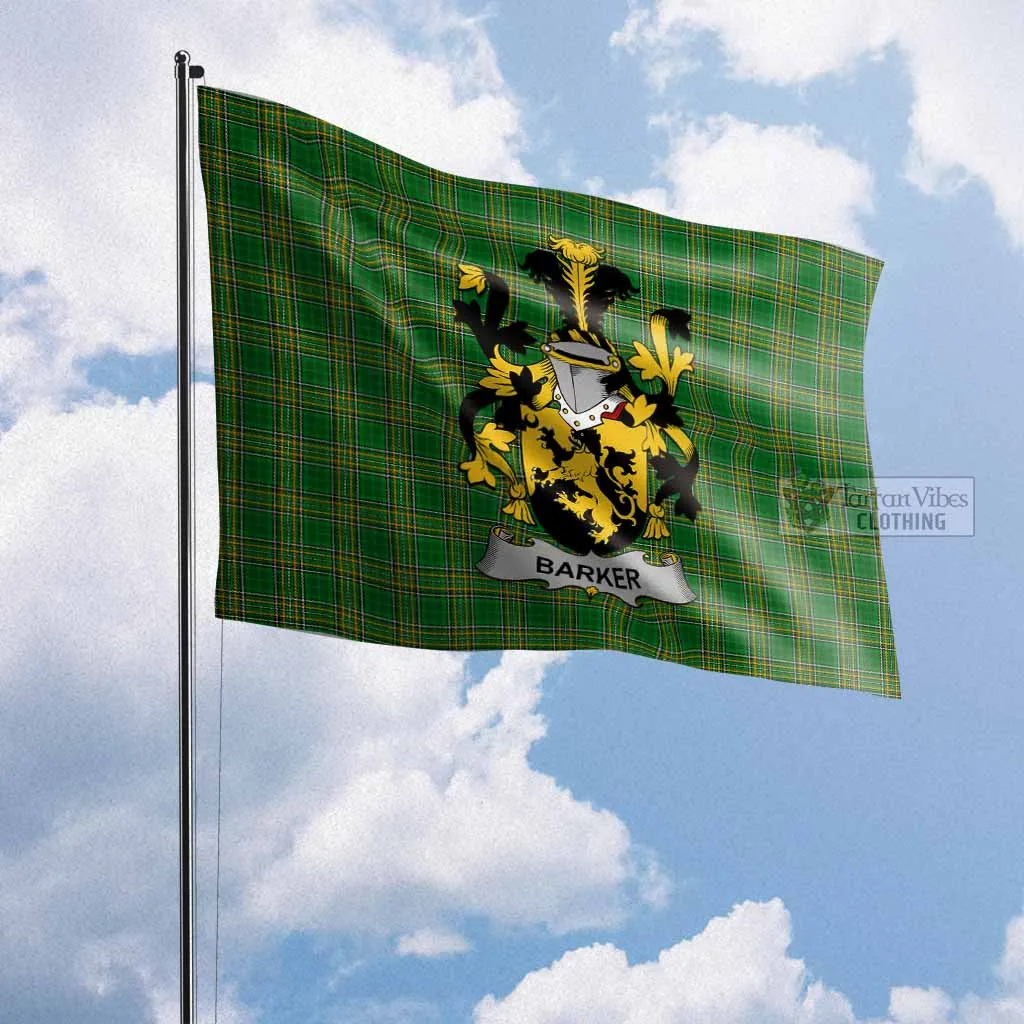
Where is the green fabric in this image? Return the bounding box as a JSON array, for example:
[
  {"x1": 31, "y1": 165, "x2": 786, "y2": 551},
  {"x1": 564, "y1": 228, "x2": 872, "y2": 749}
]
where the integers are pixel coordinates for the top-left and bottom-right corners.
[{"x1": 198, "y1": 85, "x2": 899, "y2": 697}]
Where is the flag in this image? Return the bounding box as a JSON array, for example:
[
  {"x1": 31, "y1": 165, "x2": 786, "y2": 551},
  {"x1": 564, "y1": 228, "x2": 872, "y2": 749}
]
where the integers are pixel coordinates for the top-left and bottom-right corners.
[{"x1": 198, "y1": 86, "x2": 899, "y2": 697}]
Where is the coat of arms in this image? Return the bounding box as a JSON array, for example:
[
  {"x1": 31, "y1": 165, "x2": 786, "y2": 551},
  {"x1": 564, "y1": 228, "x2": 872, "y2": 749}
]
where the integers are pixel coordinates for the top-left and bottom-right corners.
[{"x1": 454, "y1": 237, "x2": 701, "y2": 605}]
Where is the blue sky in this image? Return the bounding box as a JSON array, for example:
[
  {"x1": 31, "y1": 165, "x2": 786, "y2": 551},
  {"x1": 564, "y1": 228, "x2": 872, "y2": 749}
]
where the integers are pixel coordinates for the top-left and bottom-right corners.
[{"x1": 1, "y1": 1, "x2": 1023, "y2": 1022}]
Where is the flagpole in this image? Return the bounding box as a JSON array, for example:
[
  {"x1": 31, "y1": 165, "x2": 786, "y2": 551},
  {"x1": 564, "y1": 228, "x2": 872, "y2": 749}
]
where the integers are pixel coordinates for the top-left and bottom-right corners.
[{"x1": 175, "y1": 48, "x2": 202, "y2": 1024}]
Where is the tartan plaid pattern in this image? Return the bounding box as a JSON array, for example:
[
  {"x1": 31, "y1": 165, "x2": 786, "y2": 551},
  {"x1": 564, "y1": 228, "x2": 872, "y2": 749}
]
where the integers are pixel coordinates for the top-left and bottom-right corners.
[{"x1": 198, "y1": 86, "x2": 899, "y2": 697}]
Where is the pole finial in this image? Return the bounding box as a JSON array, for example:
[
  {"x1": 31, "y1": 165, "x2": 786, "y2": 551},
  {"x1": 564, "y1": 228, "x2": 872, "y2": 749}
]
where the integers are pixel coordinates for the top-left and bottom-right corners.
[{"x1": 175, "y1": 49, "x2": 190, "y2": 65}]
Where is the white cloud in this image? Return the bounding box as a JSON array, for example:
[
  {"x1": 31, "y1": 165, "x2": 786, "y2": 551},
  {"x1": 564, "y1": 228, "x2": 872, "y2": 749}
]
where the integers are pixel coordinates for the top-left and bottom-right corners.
[
  {"x1": 0, "y1": 270, "x2": 92, "y2": 424},
  {"x1": 612, "y1": 0, "x2": 894, "y2": 88},
  {"x1": 879, "y1": 910, "x2": 1024, "y2": 1024},
  {"x1": 616, "y1": 115, "x2": 875, "y2": 252},
  {"x1": 241, "y1": 647, "x2": 654, "y2": 937},
  {"x1": 886, "y1": 986, "x2": 956, "y2": 1023},
  {"x1": 0, "y1": 391, "x2": 220, "y2": 1023},
  {"x1": 998, "y1": 916, "x2": 1024, "y2": 989},
  {"x1": 612, "y1": 0, "x2": 1024, "y2": 247},
  {"x1": 396, "y1": 927, "x2": 472, "y2": 957},
  {"x1": 0, "y1": 385, "x2": 664, "y2": 1021},
  {"x1": 474, "y1": 899, "x2": 1024, "y2": 1024},
  {"x1": 474, "y1": 898, "x2": 856, "y2": 1023},
  {"x1": 0, "y1": 0, "x2": 530, "y2": 411}
]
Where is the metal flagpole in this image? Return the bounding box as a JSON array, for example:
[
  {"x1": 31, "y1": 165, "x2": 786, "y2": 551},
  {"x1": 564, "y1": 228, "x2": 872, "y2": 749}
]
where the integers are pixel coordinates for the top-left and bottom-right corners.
[{"x1": 175, "y1": 48, "x2": 203, "y2": 1024}]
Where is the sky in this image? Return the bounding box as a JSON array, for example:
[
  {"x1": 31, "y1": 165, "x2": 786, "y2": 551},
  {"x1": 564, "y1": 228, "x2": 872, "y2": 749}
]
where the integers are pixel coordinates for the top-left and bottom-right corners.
[{"x1": 1, "y1": 1, "x2": 1023, "y2": 1022}]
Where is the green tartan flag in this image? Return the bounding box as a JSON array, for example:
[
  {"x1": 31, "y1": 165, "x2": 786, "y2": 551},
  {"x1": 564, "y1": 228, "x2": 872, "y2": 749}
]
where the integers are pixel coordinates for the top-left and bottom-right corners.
[{"x1": 198, "y1": 85, "x2": 899, "y2": 697}]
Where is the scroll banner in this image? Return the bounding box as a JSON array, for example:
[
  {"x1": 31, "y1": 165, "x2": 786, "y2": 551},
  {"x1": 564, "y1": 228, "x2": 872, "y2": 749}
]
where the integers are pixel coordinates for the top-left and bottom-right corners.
[{"x1": 478, "y1": 527, "x2": 697, "y2": 607}]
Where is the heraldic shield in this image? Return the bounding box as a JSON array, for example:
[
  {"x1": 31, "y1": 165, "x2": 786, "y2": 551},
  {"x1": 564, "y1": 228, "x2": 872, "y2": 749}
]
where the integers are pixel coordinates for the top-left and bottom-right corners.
[{"x1": 454, "y1": 237, "x2": 701, "y2": 603}]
